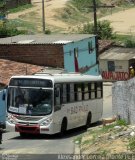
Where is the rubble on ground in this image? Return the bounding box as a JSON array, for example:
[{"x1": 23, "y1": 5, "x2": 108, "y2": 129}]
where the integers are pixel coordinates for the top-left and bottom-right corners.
[{"x1": 75, "y1": 120, "x2": 135, "y2": 156}]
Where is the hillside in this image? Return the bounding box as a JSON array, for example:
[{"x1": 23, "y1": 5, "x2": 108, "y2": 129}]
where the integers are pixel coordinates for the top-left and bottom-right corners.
[{"x1": 7, "y1": 0, "x2": 135, "y2": 34}]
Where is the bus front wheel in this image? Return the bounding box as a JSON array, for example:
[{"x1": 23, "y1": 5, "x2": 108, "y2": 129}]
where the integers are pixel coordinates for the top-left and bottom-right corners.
[
  {"x1": 86, "y1": 112, "x2": 91, "y2": 129},
  {"x1": 60, "y1": 118, "x2": 67, "y2": 137}
]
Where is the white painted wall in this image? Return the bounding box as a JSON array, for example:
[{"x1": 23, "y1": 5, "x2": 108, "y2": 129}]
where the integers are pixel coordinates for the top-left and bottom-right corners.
[{"x1": 112, "y1": 78, "x2": 135, "y2": 124}]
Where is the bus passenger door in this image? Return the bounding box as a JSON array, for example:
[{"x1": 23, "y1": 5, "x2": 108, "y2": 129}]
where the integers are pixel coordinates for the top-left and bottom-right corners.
[{"x1": 53, "y1": 86, "x2": 62, "y2": 133}]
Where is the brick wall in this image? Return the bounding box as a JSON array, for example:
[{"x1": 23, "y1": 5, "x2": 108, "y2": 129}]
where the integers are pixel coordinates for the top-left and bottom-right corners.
[
  {"x1": 0, "y1": 44, "x2": 64, "y2": 67},
  {"x1": 6, "y1": 0, "x2": 31, "y2": 10}
]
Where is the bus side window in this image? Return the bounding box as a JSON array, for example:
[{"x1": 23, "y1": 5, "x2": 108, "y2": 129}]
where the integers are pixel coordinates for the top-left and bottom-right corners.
[
  {"x1": 55, "y1": 88, "x2": 59, "y2": 97},
  {"x1": 82, "y1": 83, "x2": 84, "y2": 100},
  {"x1": 91, "y1": 83, "x2": 96, "y2": 99},
  {"x1": 75, "y1": 83, "x2": 82, "y2": 101},
  {"x1": 54, "y1": 86, "x2": 61, "y2": 112},
  {"x1": 97, "y1": 82, "x2": 102, "y2": 98},
  {"x1": 74, "y1": 84, "x2": 77, "y2": 101},
  {"x1": 84, "y1": 83, "x2": 89, "y2": 100},
  {"x1": 62, "y1": 84, "x2": 67, "y2": 103},
  {"x1": 54, "y1": 87, "x2": 61, "y2": 105},
  {"x1": 66, "y1": 84, "x2": 70, "y2": 102},
  {"x1": 70, "y1": 83, "x2": 74, "y2": 102}
]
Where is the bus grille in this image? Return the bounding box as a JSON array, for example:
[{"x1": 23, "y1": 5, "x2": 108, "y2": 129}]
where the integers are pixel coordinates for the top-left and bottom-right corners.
[{"x1": 16, "y1": 116, "x2": 43, "y2": 122}]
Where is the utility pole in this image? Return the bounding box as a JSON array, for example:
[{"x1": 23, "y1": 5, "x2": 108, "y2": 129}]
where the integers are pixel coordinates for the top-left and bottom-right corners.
[
  {"x1": 42, "y1": 0, "x2": 45, "y2": 33},
  {"x1": 93, "y1": 0, "x2": 97, "y2": 35},
  {"x1": 91, "y1": 0, "x2": 115, "y2": 62}
]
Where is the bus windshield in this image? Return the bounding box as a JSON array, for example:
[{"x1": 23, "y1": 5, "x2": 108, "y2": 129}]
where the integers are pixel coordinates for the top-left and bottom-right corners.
[{"x1": 7, "y1": 87, "x2": 53, "y2": 116}]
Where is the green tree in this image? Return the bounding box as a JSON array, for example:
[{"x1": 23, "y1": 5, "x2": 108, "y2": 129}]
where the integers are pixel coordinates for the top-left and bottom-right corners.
[
  {"x1": 79, "y1": 20, "x2": 113, "y2": 39},
  {"x1": 0, "y1": 0, "x2": 7, "y2": 27}
]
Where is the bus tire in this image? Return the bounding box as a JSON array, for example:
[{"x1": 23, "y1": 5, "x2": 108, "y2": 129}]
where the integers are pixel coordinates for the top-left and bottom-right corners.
[
  {"x1": 85, "y1": 112, "x2": 91, "y2": 129},
  {"x1": 60, "y1": 118, "x2": 67, "y2": 137}
]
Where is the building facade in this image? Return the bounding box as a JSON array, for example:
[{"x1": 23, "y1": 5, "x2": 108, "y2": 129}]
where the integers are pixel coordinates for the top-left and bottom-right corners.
[{"x1": 99, "y1": 47, "x2": 135, "y2": 81}]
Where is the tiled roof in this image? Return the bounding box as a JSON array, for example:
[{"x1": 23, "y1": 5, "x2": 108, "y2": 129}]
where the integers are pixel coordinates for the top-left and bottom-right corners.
[
  {"x1": 98, "y1": 40, "x2": 114, "y2": 54},
  {"x1": 0, "y1": 34, "x2": 94, "y2": 45},
  {"x1": 0, "y1": 59, "x2": 44, "y2": 86},
  {"x1": 99, "y1": 47, "x2": 135, "y2": 60}
]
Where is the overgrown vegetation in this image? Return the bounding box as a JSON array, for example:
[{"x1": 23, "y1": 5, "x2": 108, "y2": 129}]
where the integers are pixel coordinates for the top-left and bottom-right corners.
[
  {"x1": 0, "y1": 2, "x2": 33, "y2": 37},
  {"x1": 77, "y1": 119, "x2": 128, "y2": 147},
  {"x1": 79, "y1": 20, "x2": 114, "y2": 40},
  {"x1": 55, "y1": 4, "x2": 90, "y2": 26},
  {"x1": 0, "y1": 19, "x2": 28, "y2": 37},
  {"x1": 125, "y1": 38, "x2": 135, "y2": 47},
  {"x1": 8, "y1": 4, "x2": 33, "y2": 14},
  {"x1": 128, "y1": 137, "x2": 135, "y2": 151},
  {"x1": 0, "y1": 25, "x2": 27, "y2": 38},
  {"x1": 75, "y1": 119, "x2": 135, "y2": 155},
  {"x1": 113, "y1": 34, "x2": 135, "y2": 47},
  {"x1": 70, "y1": 0, "x2": 101, "y2": 13}
]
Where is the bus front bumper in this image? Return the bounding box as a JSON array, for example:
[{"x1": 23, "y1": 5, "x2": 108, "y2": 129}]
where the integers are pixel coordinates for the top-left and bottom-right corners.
[{"x1": 6, "y1": 121, "x2": 56, "y2": 135}]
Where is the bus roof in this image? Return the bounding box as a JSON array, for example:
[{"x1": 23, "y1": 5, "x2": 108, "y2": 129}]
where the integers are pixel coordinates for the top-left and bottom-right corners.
[{"x1": 9, "y1": 73, "x2": 102, "y2": 84}]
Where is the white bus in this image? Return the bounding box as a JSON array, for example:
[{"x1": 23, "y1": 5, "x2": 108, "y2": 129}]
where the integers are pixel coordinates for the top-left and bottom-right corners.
[{"x1": 6, "y1": 73, "x2": 103, "y2": 137}]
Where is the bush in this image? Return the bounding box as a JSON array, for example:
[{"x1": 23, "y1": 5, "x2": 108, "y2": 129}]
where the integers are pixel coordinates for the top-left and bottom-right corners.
[
  {"x1": 0, "y1": 25, "x2": 26, "y2": 38},
  {"x1": 79, "y1": 20, "x2": 114, "y2": 40},
  {"x1": 45, "y1": 29, "x2": 51, "y2": 34},
  {"x1": 125, "y1": 39, "x2": 135, "y2": 48},
  {"x1": 116, "y1": 119, "x2": 128, "y2": 126}
]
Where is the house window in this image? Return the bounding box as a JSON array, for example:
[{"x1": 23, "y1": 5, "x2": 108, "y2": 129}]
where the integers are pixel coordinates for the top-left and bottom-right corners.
[
  {"x1": 88, "y1": 41, "x2": 93, "y2": 54},
  {"x1": 108, "y1": 61, "x2": 115, "y2": 72}
]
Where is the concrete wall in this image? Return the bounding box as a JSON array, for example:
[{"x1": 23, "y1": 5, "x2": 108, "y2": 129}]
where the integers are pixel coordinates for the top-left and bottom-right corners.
[
  {"x1": 64, "y1": 36, "x2": 99, "y2": 75},
  {"x1": 112, "y1": 78, "x2": 135, "y2": 124}
]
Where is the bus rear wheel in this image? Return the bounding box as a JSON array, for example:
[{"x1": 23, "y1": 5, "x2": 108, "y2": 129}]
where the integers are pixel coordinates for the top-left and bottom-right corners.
[
  {"x1": 86, "y1": 112, "x2": 91, "y2": 129},
  {"x1": 60, "y1": 118, "x2": 67, "y2": 137}
]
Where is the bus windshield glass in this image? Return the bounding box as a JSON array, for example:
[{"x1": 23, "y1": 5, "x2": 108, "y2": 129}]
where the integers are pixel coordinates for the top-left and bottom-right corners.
[{"x1": 7, "y1": 87, "x2": 53, "y2": 116}]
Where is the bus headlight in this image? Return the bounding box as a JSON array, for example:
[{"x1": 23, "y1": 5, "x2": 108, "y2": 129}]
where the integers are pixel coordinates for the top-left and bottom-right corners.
[
  {"x1": 40, "y1": 117, "x2": 52, "y2": 126},
  {"x1": 7, "y1": 116, "x2": 17, "y2": 124}
]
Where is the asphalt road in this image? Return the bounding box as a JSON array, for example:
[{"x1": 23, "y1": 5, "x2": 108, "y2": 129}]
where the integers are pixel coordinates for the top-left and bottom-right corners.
[
  {"x1": 0, "y1": 84, "x2": 113, "y2": 160},
  {"x1": 0, "y1": 128, "x2": 86, "y2": 160}
]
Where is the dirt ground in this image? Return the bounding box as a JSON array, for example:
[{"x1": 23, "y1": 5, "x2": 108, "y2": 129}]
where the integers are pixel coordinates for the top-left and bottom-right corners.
[
  {"x1": 100, "y1": 7, "x2": 135, "y2": 34},
  {"x1": 8, "y1": 0, "x2": 135, "y2": 34},
  {"x1": 79, "y1": 123, "x2": 135, "y2": 156},
  {"x1": 8, "y1": 0, "x2": 70, "y2": 30}
]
